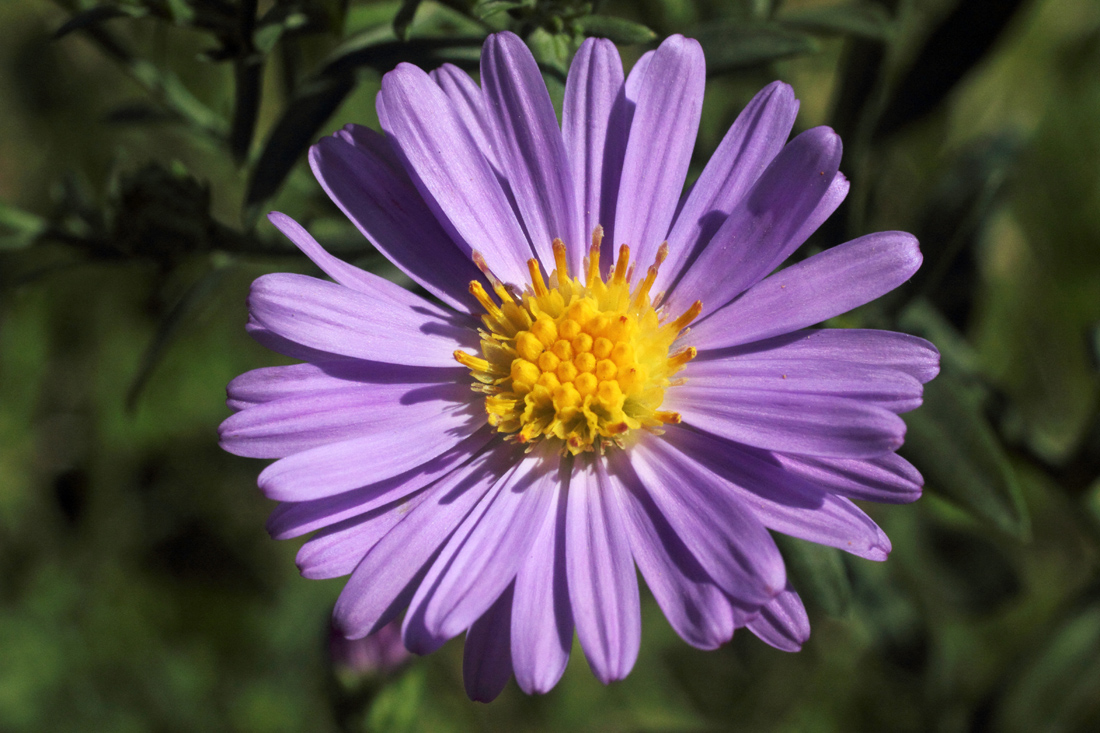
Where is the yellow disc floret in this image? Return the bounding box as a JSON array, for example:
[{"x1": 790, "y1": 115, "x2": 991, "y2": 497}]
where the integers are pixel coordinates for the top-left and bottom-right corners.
[{"x1": 455, "y1": 227, "x2": 702, "y2": 456}]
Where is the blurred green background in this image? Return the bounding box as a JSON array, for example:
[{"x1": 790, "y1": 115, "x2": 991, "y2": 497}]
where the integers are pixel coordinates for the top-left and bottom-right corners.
[{"x1": 2, "y1": 0, "x2": 1099, "y2": 731}]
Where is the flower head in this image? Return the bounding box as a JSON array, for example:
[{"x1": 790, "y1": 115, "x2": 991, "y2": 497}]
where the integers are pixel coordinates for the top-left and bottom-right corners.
[{"x1": 220, "y1": 31, "x2": 938, "y2": 702}]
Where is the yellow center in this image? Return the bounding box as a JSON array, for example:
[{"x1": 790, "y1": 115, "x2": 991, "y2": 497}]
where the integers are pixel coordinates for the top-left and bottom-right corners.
[{"x1": 455, "y1": 227, "x2": 701, "y2": 455}]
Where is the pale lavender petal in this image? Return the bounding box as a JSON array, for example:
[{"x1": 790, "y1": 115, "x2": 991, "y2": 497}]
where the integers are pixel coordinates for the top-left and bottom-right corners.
[
  {"x1": 511, "y1": 474, "x2": 572, "y2": 694},
  {"x1": 296, "y1": 489, "x2": 430, "y2": 579},
  {"x1": 378, "y1": 62, "x2": 532, "y2": 286},
  {"x1": 245, "y1": 317, "x2": 348, "y2": 364},
  {"x1": 308, "y1": 134, "x2": 481, "y2": 312},
  {"x1": 266, "y1": 428, "x2": 495, "y2": 539},
  {"x1": 482, "y1": 32, "x2": 582, "y2": 269},
  {"x1": 220, "y1": 374, "x2": 468, "y2": 459},
  {"x1": 695, "y1": 328, "x2": 941, "y2": 384},
  {"x1": 668, "y1": 127, "x2": 842, "y2": 315},
  {"x1": 667, "y1": 384, "x2": 906, "y2": 459},
  {"x1": 333, "y1": 443, "x2": 520, "y2": 639},
  {"x1": 563, "y1": 37, "x2": 628, "y2": 271},
  {"x1": 627, "y1": 434, "x2": 785, "y2": 602},
  {"x1": 687, "y1": 231, "x2": 923, "y2": 350},
  {"x1": 567, "y1": 456, "x2": 640, "y2": 684},
  {"x1": 659, "y1": 81, "x2": 799, "y2": 291},
  {"x1": 410, "y1": 445, "x2": 561, "y2": 645},
  {"x1": 249, "y1": 272, "x2": 475, "y2": 367},
  {"x1": 256, "y1": 383, "x2": 482, "y2": 500},
  {"x1": 746, "y1": 587, "x2": 810, "y2": 652},
  {"x1": 681, "y1": 356, "x2": 923, "y2": 414},
  {"x1": 662, "y1": 427, "x2": 892, "y2": 560},
  {"x1": 773, "y1": 452, "x2": 924, "y2": 504},
  {"x1": 226, "y1": 360, "x2": 458, "y2": 410},
  {"x1": 430, "y1": 64, "x2": 501, "y2": 170},
  {"x1": 623, "y1": 50, "x2": 654, "y2": 102},
  {"x1": 606, "y1": 448, "x2": 736, "y2": 650},
  {"x1": 463, "y1": 584, "x2": 515, "y2": 703},
  {"x1": 614, "y1": 35, "x2": 705, "y2": 273}
]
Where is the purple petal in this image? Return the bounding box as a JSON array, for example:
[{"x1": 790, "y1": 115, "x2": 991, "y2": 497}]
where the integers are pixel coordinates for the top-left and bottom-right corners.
[
  {"x1": 614, "y1": 35, "x2": 705, "y2": 273},
  {"x1": 668, "y1": 127, "x2": 842, "y2": 315},
  {"x1": 626, "y1": 434, "x2": 785, "y2": 603},
  {"x1": 307, "y1": 134, "x2": 481, "y2": 312},
  {"x1": 563, "y1": 37, "x2": 629, "y2": 272},
  {"x1": 220, "y1": 373, "x2": 469, "y2": 459},
  {"x1": 255, "y1": 383, "x2": 482, "y2": 501},
  {"x1": 226, "y1": 360, "x2": 454, "y2": 410},
  {"x1": 606, "y1": 449, "x2": 736, "y2": 650},
  {"x1": 667, "y1": 383, "x2": 906, "y2": 459},
  {"x1": 430, "y1": 64, "x2": 502, "y2": 170},
  {"x1": 265, "y1": 427, "x2": 495, "y2": 539},
  {"x1": 660, "y1": 81, "x2": 799, "y2": 291},
  {"x1": 332, "y1": 443, "x2": 520, "y2": 639},
  {"x1": 773, "y1": 451, "x2": 924, "y2": 504},
  {"x1": 695, "y1": 328, "x2": 941, "y2": 384},
  {"x1": 481, "y1": 32, "x2": 582, "y2": 269},
  {"x1": 378, "y1": 62, "x2": 533, "y2": 286},
  {"x1": 746, "y1": 587, "x2": 810, "y2": 652},
  {"x1": 245, "y1": 317, "x2": 349, "y2": 364},
  {"x1": 248, "y1": 272, "x2": 475, "y2": 367},
  {"x1": 511, "y1": 474, "x2": 572, "y2": 694},
  {"x1": 463, "y1": 584, "x2": 515, "y2": 703},
  {"x1": 296, "y1": 489, "x2": 431, "y2": 579},
  {"x1": 687, "y1": 231, "x2": 923, "y2": 350},
  {"x1": 567, "y1": 457, "x2": 641, "y2": 683},
  {"x1": 662, "y1": 427, "x2": 893, "y2": 560},
  {"x1": 681, "y1": 355, "x2": 924, "y2": 414},
  {"x1": 410, "y1": 445, "x2": 561, "y2": 645}
]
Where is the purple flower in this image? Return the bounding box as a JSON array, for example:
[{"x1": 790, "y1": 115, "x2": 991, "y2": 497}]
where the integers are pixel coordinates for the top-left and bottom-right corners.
[
  {"x1": 219, "y1": 32, "x2": 938, "y2": 702},
  {"x1": 330, "y1": 618, "x2": 411, "y2": 679}
]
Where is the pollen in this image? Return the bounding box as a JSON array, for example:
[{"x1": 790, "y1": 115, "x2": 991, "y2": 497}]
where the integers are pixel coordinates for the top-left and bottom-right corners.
[{"x1": 455, "y1": 227, "x2": 701, "y2": 456}]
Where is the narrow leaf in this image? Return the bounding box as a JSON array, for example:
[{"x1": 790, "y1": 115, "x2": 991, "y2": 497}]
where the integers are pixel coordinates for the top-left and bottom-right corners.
[
  {"x1": 244, "y1": 72, "x2": 356, "y2": 217},
  {"x1": 393, "y1": 0, "x2": 422, "y2": 41},
  {"x1": 775, "y1": 534, "x2": 851, "y2": 617},
  {"x1": 577, "y1": 15, "x2": 658, "y2": 45},
  {"x1": 780, "y1": 2, "x2": 894, "y2": 41},
  {"x1": 901, "y1": 370, "x2": 1030, "y2": 539},
  {"x1": 694, "y1": 22, "x2": 818, "y2": 73}
]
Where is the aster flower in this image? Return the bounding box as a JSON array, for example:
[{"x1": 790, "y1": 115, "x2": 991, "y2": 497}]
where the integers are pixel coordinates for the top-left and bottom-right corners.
[{"x1": 219, "y1": 31, "x2": 938, "y2": 702}]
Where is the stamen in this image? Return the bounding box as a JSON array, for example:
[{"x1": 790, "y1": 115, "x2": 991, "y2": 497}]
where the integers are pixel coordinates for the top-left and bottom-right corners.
[
  {"x1": 527, "y1": 258, "x2": 550, "y2": 297},
  {"x1": 667, "y1": 346, "x2": 697, "y2": 370},
  {"x1": 469, "y1": 281, "x2": 502, "y2": 320},
  {"x1": 654, "y1": 411, "x2": 682, "y2": 425},
  {"x1": 552, "y1": 238, "x2": 569, "y2": 279},
  {"x1": 472, "y1": 250, "x2": 514, "y2": 304},
  {"x1": 670, "y1": 300, "x2": 703, "y2": 332},
  {"x1": 586, "y1": 226, "x2": 603, "y2": 288},
  {"x1": 612, "y1": 244, "x2": 630, "y2": 285},
  {"x1": 454, "y1": 350, "x2": 490, "y2": 372},
  {"x1": 632, "y1": 265, "x2": 659, "y2": 309}
]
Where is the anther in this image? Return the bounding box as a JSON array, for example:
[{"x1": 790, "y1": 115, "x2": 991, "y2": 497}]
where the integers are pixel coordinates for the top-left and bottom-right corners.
[
  {"x1": 472, "y1": 250, "x2": 515, "y2": 303},
  {"x1": 469, "y1": 281, "x2": 502, "y2": 320},
  {"x1": 552, "y1": 238, "x2": 569, "y2": 279},
  {"x1": 454, "y1": 350, "x2": 490, "y2": 372},
  {"x1": 670, "y1": 300, "x2": 703, "y2": 332},
  {"x1": 586, "y1": 226, "x2": 603, "y2": 288},
  {"x1": 527, "y1": 258, "x2": 549, "y2": 297},
  {"x1": 667, "y1": 346, "x2": 697, "y2": 370},
  {"x1": 612, "y1": 244, "x2": 630, "y2": 285}
]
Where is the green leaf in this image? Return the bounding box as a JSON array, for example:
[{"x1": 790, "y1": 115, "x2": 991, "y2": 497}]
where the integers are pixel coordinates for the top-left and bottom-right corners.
[
  {"x1": 0, "y1": 201, "x2": 47, "y2": 251},
  {"x1": 902, "y1": 370, "x2": 1030, "y2": 539},
  {"x1": 393, "y1": 0, "x2": 422, "y2": 40},
  {"x1": 125, "y1": 263, "x2": 233, "y2": 411},
  {"x1": 52, "y1": 4, "x2": 148, "y2": 40},
  {"x1": 780, "y1": 2, "x2": 894, "y2": 42},
  {"x1": 243, "y1": 72, "x2": 356, "y2": 218},
  {"x1": 366, "y1": 666, "x2": 425, "y2": 733},
  {"x1": 473, "y1": 0, "x2": 531, "y2": 21},
  {"x1": 693, "y1": 22, "x2": 818, "y2": 73},
  {"x1": 775, "y1": 534, "x2": 851, "y2": 617},
  {"x1": 992, "y1": 605, "x2": 1100, "y2": 732},
  {"x1": 577, "y1": 15, "x2": 658, "y2": 45}
]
